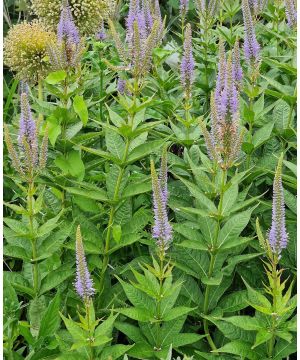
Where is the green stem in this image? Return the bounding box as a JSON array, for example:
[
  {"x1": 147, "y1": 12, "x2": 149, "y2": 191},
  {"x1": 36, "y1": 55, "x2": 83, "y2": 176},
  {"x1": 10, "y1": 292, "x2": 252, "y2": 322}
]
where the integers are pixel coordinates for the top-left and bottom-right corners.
[
  {"x1": 99, "y1": 139, "x2": 130, "y2": 295},
  {"x1": 202, "y1": 169, "x2": 227, "y2": 352},
  {"x1": 85, "y1": 299, "x2": 94, "y2": 360},
  {"x1": 28, "y1": 180, "x2": 38, "y2": 296},
  {"x1": 268, "y1": 259, "x2": 278, "y2": 358},
  {"x1": 38, "y1": 78, "x2": 43, "y2": 123},
  {"x1": 155, "y1": 250, "x2": 165, "y2": 348},
  {"x1": 99, "y1": 64, "x2": 104, "y2": 122}
]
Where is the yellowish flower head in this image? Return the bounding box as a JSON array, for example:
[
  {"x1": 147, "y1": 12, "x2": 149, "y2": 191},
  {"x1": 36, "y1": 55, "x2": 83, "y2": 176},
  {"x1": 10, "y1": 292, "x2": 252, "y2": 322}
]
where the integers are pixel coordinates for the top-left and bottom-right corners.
[
  {"x1": 4, "y1": 22, "x2": 55, "y2": 81},
  {"x1": 31, "y1": 0, "x2": 115, "y2": 36}
]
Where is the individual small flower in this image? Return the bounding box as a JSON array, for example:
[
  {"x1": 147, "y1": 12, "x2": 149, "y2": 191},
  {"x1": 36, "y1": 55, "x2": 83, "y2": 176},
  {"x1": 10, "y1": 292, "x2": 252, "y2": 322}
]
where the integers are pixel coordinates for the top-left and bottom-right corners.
[
  {"x1": 181, "y1": 23, "x2": 195, "y2": 98},
  {"x1": 268, "y1": 155, "x2": 288, "y2": 255},
  {"x1": 75, "y1": 225, "x2": 95, "y2": 300},
  {"x1": 242, "y1": 0, "x2": 260, "y2": 64},
  {"x1": 4, "y1": 22, "x2": 54, "y2": 82},
  {"x1": 4, "y1": 84, "x2": 48, "y2": 178},
  {"x1": 31, "y1": 0, "x2": 114, "y2": 36},
  {"x1": 151, "y1": 149, "x2": 172, "y2": 253},
  {"x1": 285, "y1": 0, "x2": 297, "y2": 28},
  {"x1": 95, "y1": 19, "x2": 106, "y2": 41}
]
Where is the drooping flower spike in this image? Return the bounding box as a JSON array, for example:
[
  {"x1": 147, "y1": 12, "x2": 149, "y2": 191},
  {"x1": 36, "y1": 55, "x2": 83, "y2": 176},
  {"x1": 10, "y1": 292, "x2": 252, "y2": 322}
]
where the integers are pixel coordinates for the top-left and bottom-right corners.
[
  {"x1": 151, "y1": 149, "x2": 172, "y2": 254},
  {"x1": 181, "y1": 23, "x2": 195, "y2": 99},
  {"x1": 74, "y1": 225, "x2": 95, "y2": 300},
  {"x1": 242, "y1": 0, "x2": 260, "y2": 65},
  {"x1": 268, "y1": 154, "x2": 288, "y2": 256}
]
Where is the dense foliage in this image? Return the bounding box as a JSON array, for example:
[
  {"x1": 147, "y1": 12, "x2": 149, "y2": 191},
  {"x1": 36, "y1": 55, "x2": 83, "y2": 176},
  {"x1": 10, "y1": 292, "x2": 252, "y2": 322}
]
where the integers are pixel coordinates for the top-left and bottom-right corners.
[{"x1": 3, "y1": 0, "x2": 297, "y2": 359}]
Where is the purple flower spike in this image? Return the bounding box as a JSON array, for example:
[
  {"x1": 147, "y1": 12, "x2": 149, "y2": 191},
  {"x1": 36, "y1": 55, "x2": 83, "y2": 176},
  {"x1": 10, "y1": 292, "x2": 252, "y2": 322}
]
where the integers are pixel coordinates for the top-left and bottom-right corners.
[
  {"x1": 180, "y1": 0, "x2": 189, "y2": 17},
  {"x1": 75, "y1": 225, "x2": 95, "y2": 300},
  {"x1": 242, "y1": 0, "x2": 260, "y2": 64},
  {"x1": 18, "y1": 88, "x2": 38, "y2": 167},
  {"x1": 268, "y1": 156, "x2": 288, "y2": 255},
  {"x1": 181, "y1": 23, "x2": 194, "y2": 98},
  {"x1": 58, "y1": 1, "x2": 80, "y2": 46},
  {"x1": 151, "y1": 150, "x2": 172, "y2": 253},
  {"x1": 285, "y1": 0, "x2": 297, "y2": 28}
]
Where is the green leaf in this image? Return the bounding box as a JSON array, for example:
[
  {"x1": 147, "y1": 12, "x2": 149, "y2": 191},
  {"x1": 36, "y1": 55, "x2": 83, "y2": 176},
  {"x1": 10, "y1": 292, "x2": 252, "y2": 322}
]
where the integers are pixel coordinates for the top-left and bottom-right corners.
[
  {"x1": 172, "y1": 333, "x2": 205, "y2": 347},
  {"x1": 273, "y1": 99, "x2": 291, "y2": 130},
  {"x1": 122, "y1": 179, "x2": 152, "y2": 198},
  {"x1": 116, "y1": 307, "x2": 154, "y2": 322},
  {"x1": 100, "y1": 344, "x2": 134, "y2": 360},
  {"x1": 252, "y1": 329, "x2": 273, "y2": 349},
  {"x1": 162, "y1": 306, "x2": 195, "y2": 321},
  {"x1": 126, "y1": 139, "x2": 166, "y2": 164},
  {"x1": 38, "y1": 293, "x2": 61, "y2": 339},
  {"x1": 64, "y1": 186, "x2": 108, "y2": 202},
  {"x1": 45, "y1": 70, "x2": 67, "y2": 84},
  {"x1": 218, "y1": 207, "x2": 256, "y2": 247},
  {"x1": 39, "y1": 263, "x2": 73, "y2": 295},
  {"x1": 60, "y1": 313, "x2": 86, "y2": 342},
  {"x1": 222, "y1": 183, "x2": 238, "y2": 215},
  {"x1": 213, "y1": 340, "x2": 263, "y2": 360},
  {"x1": 218, "y1": 290, "x2": 248, "y2": 313},
  {"x1": 106, "y1": 105, "x2": 125, "y2": 127},
  {"x1": 221, "y1": 316, "x2": 264, "y2": 331},
  {"x1": 105, "y1": 129, "x2": 125, "y2": 160},
  {"x1": 252, "y1": 122, "x2": 274, "y2": 148},
  {"x1": 73, "y1": 95, "x2": 88, "y2": 126}
]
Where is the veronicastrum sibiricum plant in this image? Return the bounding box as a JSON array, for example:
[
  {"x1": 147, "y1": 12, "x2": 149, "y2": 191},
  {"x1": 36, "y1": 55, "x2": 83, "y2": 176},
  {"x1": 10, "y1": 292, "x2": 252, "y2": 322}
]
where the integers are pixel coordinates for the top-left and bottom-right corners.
[{"x1": 3, "y1": 0, "x2": 297, "y2": 358}]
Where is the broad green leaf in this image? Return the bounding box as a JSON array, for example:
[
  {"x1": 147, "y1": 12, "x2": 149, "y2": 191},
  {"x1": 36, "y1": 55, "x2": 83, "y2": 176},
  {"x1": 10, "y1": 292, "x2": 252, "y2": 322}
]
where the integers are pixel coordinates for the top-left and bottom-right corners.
[
  {"x1": 38, "y1": 293, "x2": 61, "y2": 339},
  {"x1": 252, "y1": 122, "x2": 274, "y2": 148},
  {"x1": 162, "y1": 306, "x2": 195, "y2": 321},
  {"x1": 126, "y1": 139, "x2": 166, "y2": 164},
  {"x1": 221, "y1": 316, "x2": 264, "y2": 331},
  {"x1": 105, "y1": 129, "x2": 125, "y2": 160},
  {"x1": 39, "y1": 263, "x2": 73, "y2": 295},
  {"x1": 213, "y1": 340, "x2": 263, "y2": 360},
  {"x1": 45, "y1": 70, "x2": 67, "y2": 84},
  {"x1": 73, "y1": 95, "x2": 88, "y2": 126}
]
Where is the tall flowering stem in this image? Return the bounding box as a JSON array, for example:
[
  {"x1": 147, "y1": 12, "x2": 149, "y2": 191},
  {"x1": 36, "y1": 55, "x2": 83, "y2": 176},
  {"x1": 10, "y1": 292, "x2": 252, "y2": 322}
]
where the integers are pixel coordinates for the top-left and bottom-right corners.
[
  {"x1": 256, "y1": 154, "x2": 290, "y2": 358},
  {"x1": 180, "y1": 0, "x2": 189, "y2": 35},
  {"x1": 4, "y1": 84, "x2": 48, "y2": 296}
]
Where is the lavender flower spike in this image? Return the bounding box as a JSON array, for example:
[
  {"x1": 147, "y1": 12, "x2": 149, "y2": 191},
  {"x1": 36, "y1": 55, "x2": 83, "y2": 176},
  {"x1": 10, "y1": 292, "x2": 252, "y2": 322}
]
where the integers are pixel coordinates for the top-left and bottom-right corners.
[
  {"x1": 18, "y1": 88, "x2": 38, "y2": 167},
  {"x1": 180, "y1": 0, "x2": 189, "y2": 18},
  {"x1": 151, "y1": 150, "x2": 172, "y2": 253},
  {"x1": 242, "y1": 0, "x2": 260, "y2": 64},
  {"x1": 57, "y1": 0, "x2": 80, "y2": 46},
  {"x1": 75, "y1": 225, "x2": 95, "y2": 300},
  {"x1": 181, "y1": 23, "x2": 195, "y2": 98},
  {"x1": 285, "y1": 0, "x2": 297, "y2": 28},
  {"x1": 95, "y1": 19, "x2": 106, "y2": 41},
  {"x1": 268, "y1": 155, "x2": 288, "y2": 255}
]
